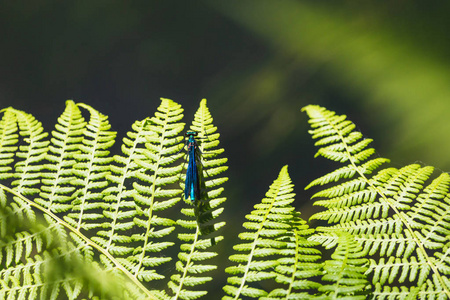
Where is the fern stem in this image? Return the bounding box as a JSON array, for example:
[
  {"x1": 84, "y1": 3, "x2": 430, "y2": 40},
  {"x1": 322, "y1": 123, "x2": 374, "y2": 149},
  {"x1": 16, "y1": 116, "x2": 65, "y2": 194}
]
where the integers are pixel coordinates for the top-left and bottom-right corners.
[
  {"x1": 0, "y1": 183, "x2": 157, "y2": 300},
  {"x1": 325, "y1": 112, "x2": 450, "y2": 298}
]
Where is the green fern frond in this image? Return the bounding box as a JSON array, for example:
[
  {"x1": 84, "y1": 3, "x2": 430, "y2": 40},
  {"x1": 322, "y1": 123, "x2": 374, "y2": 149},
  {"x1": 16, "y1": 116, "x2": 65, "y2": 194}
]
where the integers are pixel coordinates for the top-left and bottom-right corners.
[
  {"x1": 97, "y1": 98, "x2": 185, "y2": 285},
  {"x1": 38, "y1": 100, "x2": 87, "y2": 212},
  {"x1": 0, "y1": 108, "x2": 19, "y2": 181},
  {"x1": 303, "y1": 105, "x2": 450, "y2": 298},
  {"x1": 168, "y1": 99, "x2": 228, "y2": 300},
  {"x1": 224, "y1": 166, "x2": 308, "y2": 300},
  {"x1": 0, "y1": 109, "x2": 55, "y2": 296},
  {"x1": 263, "y1": 214, "x2": 323, "y2": 300},
  {"x1": 100, "y1": 113, "x2": 158, "y2": 257},
  {"x1": 0, "y1": 108, "x2": 51, "y2": 227},
  {"x1": 317, "y1": 232, "x2": 371, "y2": 299},
  {"x1": 12, "y1": 108, "x2": 50, "y2": 196},
  {"x1": 63, "y1": 103, "x2": 116, "y2": 232},
  {"x1": 127, "y1": 98, "x2": 185, "y2": 282}
]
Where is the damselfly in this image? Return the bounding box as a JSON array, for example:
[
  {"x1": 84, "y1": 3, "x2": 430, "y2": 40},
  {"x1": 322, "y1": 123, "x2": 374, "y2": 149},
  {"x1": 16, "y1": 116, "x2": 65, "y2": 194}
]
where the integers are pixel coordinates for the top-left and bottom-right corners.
[{"x1": 184, "y1": 131, "x2": 201, "y2": 202}]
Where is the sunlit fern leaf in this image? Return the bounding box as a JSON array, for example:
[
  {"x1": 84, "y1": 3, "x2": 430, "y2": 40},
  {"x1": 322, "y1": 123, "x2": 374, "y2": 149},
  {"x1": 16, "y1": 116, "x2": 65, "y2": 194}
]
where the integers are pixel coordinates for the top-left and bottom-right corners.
[
  {"x1": 0, "y1": 109, "x2": 55, "y2": 281},
  {"x1": 19, "y1": 100, "x2": 98, "y2": 297},
  {"x1": 11, "y1": 108, "x2": 50, "y2": 196},
  {"x1": 96, "y1": 115, "x2": 158, "y2": 258},
  {"x1": 63, "y1": 103, "x2": 116, "y2": 232},
  {"x1": 38, "y1": 100, "x2": 86, "y2": 213},
  {"x1": 263, "y1": 213, "x2": 323, "y2": 300},
  {"x1": 317, "y1": 232, "x2": 371, "y2": 299},
  {"x1": 303, "y1": 105, "x2": 450, "y2": 299},
  {"x1": 167, "y1": 99, "x2": 228, "y2": 300},
  {"x1": 223, "y1": 166, "x2": 302, "y2": 300},
  {"x1": 0, "y1": 108, "x2": 19, "y2": 181},
  {"x1": 92, "y1": 98, "x2": 185, "y2": 286},
  {"x1": 0, "y1": 109, "x2": 40, "y2": 228},
  {"x1": 127, "y1": 98, "x2": 185, "y2": 282},
  {"x1": 0, "y1": 108, "x2": 50, "y2": 237}
]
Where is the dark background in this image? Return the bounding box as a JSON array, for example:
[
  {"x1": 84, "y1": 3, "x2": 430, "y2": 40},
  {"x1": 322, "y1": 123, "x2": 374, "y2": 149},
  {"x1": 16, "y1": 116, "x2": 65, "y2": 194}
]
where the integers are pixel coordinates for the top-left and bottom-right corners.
[{"x1": 2, "y1": 0, "x2": 450, "y2": 295}]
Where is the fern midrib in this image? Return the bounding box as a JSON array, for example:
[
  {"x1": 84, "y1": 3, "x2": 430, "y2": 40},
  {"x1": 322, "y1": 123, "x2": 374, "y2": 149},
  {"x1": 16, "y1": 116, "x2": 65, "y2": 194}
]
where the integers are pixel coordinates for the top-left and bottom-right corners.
[
  {"x1": 325, "y1": 113, "x2": 450, "y2": 296},
  {"x1": 0, "y1": 183, "x2": 157, "y2": 300}
]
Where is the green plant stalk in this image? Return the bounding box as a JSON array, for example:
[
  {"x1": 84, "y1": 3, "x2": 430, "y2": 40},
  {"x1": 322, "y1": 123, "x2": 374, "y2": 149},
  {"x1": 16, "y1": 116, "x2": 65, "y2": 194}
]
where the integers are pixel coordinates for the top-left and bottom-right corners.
[{"x1": 0, "y1": 182, "x2": 157, "y2": 300}]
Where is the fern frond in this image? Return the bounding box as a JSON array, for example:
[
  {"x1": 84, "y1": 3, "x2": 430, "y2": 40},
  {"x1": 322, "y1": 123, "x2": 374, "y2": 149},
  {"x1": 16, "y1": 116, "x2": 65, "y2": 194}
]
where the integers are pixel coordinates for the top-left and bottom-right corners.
[
  {"x1": 96, "y1": 98, "x2": 185, "y2": 286},
  {"x1": 0, "y1": 108, "x2": 51, "y2": 227},
  {"x1": 168, "y1": 99, "x2": 228, "y2": 300},
  {"x1": 127, "y1": 98, "x2": 185, "y2": 282},
  {"x1": 97, "y1": 115, "x2": 157, "y2": 254},
  {"x1": 11, "y1": 108, "x2": 50, "y2": 196},
  {"x1": 14, "y1": 101, "x2": 94, "y2": 298},
  {"x1": 0, "y1": 109, "x2": 55, "y2": 287},
  {"x1": 60, "y1": 102, "x2": 116, "y2": 232},
  {"x1": 318, "y1": 232, "x2": 371, "y2": 299},
  {"x1": 0, "y1": 108, "x2": 19, "y2": 181},
  {"x1": 263, "y1": 214, "x2": 323, "y2": 300},
  {"x1": 304, "y1": 105, "x2": 450, "y2": 298},
  {"x1": 38, "y1": 100, "x2": 87, "y2": 212},
  {"x1": 224, "y1": 166, "x2": 305, "y2": 300},
  {"x1": 1, "y1": 99, "x2": 242, "y2": 299}
]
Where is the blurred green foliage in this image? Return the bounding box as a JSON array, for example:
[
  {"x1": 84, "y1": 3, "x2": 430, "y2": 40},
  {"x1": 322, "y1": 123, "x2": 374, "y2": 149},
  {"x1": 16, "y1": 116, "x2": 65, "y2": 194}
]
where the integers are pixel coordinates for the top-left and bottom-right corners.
[
  {"x1": 2, "y1": 1, "x2": 450, "y2": 204},
  {"x1": 211, "y1": 0, "x2": 450, "y2": 169}
]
